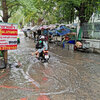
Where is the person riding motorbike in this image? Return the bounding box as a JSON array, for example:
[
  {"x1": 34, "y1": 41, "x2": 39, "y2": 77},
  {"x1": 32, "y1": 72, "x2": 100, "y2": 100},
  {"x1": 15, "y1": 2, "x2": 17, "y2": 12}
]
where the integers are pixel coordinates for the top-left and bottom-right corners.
[{"x1": 35, "y1": 35, "x2": 48, "y2": 58}]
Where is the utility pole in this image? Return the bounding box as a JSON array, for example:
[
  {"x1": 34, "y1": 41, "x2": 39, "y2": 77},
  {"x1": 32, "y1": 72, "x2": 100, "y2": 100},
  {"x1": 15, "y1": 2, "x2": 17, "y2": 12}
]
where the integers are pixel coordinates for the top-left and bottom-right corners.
[{"x1": 4, "y1": 50, "x2": 8, "y2": 68}]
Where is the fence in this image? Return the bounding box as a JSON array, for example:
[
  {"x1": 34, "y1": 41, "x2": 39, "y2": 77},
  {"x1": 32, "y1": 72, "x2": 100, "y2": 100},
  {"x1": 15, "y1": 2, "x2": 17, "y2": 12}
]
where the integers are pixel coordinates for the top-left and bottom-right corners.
[{"x1": 81, "y1": 22, "x2": 100, "y2": 39}]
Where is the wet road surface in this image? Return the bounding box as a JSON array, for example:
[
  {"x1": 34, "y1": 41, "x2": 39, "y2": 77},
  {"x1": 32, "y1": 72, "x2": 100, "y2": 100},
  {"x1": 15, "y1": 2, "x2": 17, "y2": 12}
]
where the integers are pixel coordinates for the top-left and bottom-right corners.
[{"x1": 0, "y1": 34, "x2": 100, "y2": 100}]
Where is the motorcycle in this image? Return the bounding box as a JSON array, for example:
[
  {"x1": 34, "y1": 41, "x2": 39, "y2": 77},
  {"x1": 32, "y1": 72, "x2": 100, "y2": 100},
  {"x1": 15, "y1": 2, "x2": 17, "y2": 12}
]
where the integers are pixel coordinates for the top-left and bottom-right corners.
[{"x1": 38, "y1": 50, "x2": 50, "y2": 63}]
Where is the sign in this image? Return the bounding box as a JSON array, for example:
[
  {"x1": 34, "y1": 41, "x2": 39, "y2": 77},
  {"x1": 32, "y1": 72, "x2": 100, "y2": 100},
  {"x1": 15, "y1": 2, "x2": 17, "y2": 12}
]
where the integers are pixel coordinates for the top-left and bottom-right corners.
[{"x1": 0, "y1": 22, "x2": 18, "y2": 50}]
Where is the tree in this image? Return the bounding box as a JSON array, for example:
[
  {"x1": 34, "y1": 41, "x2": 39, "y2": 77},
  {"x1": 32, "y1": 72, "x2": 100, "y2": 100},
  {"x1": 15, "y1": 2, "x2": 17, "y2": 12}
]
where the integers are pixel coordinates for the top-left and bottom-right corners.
[
  {"x1": 0, "y1": 0, "x2": 23, "y2": 68},
  {"x1": 0, "y1": 0, "x2": 22, "y2": 22},
  {"x1": 1, "y1": 0, "x2": 9, "y2": 22},
  {"x1": 1, "y1": 0, "x2": 99, "y2": 25},
  {"x1": 53, "y1": 0, "x2": 99, "y2": 25}
]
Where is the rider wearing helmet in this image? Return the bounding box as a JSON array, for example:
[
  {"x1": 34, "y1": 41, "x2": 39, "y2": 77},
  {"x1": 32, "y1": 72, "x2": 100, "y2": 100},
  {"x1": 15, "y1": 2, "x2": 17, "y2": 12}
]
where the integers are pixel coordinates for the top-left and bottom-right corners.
[{"x1": 35, "y1": 35, "x2": 48, "y2": 58}]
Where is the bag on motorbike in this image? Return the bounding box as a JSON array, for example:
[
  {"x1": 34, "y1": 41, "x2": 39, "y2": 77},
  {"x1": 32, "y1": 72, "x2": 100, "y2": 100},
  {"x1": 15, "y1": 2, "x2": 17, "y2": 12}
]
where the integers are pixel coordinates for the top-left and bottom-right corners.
[{"x1": 36, "y1": 40, "x2": 44, "y2": 49}]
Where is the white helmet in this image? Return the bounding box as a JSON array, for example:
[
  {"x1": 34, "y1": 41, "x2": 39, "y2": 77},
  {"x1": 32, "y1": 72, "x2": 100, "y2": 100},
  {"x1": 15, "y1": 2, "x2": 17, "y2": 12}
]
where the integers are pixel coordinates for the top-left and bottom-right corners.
[{"x1": 39, "y1": 35, "x2": 45, "y2": 40}]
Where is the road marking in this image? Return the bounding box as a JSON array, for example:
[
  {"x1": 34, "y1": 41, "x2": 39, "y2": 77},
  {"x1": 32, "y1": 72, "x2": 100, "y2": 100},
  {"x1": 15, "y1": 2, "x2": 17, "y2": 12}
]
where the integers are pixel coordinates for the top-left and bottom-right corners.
[
  {"x1": 42, "y1": 77, "x2": 48, "y2": 81},
  {"x1": 37, "y1": 95, "x2": 50, "y2": 100},
  {"x1": 0, "y1": 69, "x2": 9, "y2": 79},
  {"x1": 0, "y1": 85, "x2": 35, "y2": 92},
  {"x1": 20, "y1": 98, "x2": 27, "y2": 100}
]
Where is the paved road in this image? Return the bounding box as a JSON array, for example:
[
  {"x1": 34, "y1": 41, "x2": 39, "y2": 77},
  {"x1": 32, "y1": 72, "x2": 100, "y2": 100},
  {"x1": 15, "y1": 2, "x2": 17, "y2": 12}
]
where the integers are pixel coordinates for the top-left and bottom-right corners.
[{"x1": 0, "y1": 34, "x2": 100, "y2": 100}]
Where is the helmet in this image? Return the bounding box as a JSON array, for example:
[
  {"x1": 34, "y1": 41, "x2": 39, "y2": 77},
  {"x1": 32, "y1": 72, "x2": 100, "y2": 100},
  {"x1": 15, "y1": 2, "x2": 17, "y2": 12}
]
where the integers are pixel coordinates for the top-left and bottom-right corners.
[{"x1": 39, "y1": 35, "x2": 45, "y2": 40}]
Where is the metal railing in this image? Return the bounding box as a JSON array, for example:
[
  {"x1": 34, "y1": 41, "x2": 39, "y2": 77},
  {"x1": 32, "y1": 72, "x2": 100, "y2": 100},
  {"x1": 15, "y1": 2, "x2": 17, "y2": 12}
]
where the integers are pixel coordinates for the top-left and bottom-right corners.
[{"x1": 82, "y1": 22, "x2": 100, "y2": 39}]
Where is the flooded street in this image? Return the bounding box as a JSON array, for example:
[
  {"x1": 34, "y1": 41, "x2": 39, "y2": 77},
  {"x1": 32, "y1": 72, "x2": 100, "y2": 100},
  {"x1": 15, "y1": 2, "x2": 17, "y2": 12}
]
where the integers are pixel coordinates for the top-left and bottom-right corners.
[{"x1": 0, "y1": 34, "x2": 100, "y2": 100}]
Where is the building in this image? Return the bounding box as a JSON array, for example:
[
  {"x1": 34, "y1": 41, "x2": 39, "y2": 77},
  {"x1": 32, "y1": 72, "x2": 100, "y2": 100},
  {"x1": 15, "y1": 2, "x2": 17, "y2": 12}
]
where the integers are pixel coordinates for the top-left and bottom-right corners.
[{"x1": 0, "y1": 10, "x2": 3, "y2": 22}]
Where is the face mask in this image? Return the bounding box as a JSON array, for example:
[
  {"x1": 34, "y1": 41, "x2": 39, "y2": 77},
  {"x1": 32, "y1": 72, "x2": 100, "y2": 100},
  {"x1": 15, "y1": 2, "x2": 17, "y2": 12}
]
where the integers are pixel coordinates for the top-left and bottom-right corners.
[{"x1": 39, "y1": 40, "x2": 42, "y2": 43}]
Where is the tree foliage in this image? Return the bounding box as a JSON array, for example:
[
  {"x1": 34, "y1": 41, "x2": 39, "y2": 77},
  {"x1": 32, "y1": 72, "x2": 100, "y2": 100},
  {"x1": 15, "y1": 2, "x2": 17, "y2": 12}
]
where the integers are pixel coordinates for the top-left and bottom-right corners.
[
  {"x1": 52, "y1": 0, "x2": 100, "y2": 25},
  {"x1": 0, "y1": 0, "x2": 22, "y2": 22},
  {"x1": 0, "y1": 0, "x2": 100, "y2": 25}
]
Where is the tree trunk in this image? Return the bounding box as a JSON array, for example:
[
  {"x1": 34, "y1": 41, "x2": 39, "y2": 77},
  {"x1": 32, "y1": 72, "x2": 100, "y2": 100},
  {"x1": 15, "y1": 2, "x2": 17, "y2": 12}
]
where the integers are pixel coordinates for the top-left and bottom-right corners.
[
  {"x1": 78, "y1": 2, "x2": 94, "y2": 26},
  {"x1": 78, "y1": 3, "x2": 87, "y2": 26},
  {"x1": 78, "y1": 2, "x2": 93, "y2": 38},
  {"x1": 1, "y1": 0, "x2": 8, "y2": 68},
  {"x1": 2, "y1": 0, "x2": 9, "y2": 22}
]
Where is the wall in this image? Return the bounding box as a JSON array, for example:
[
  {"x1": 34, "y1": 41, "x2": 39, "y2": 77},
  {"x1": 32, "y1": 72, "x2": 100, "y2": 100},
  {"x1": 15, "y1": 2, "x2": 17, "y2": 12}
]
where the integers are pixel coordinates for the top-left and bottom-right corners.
[{"x1": 83, "y1": 39, "x2": 100, "y2": 53}]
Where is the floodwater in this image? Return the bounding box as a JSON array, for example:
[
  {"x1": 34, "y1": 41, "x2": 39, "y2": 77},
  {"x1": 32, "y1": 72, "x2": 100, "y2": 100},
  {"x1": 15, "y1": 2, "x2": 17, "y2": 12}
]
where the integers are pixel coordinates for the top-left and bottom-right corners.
[{"x1": 0, "y1": 33, "x2": 100, "y2": 100}]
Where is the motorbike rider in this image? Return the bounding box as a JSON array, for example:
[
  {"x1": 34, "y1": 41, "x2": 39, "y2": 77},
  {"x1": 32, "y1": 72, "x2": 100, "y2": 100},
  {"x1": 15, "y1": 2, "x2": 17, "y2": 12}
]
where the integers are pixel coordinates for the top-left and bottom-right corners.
[{"x1": 35, "y1": 35, "x2": 48, "y2": 58}]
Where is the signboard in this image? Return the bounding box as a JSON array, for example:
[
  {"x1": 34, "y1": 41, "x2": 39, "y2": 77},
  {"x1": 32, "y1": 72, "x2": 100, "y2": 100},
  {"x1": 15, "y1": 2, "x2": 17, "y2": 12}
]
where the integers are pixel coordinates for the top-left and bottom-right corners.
[{"x1": 0, "y1": 22, "x2": 18, "y2": 50}]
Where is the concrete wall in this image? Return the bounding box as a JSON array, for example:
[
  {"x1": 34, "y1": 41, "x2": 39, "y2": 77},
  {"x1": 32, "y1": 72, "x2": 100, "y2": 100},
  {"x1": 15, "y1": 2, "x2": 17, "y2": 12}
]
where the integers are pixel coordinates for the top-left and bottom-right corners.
[
  {"x1": 83, "y1": 39, "x2": 100, "y2": 48},
  {"x1": 83, "y1": 39, "x2": 100, "y2": 53}
]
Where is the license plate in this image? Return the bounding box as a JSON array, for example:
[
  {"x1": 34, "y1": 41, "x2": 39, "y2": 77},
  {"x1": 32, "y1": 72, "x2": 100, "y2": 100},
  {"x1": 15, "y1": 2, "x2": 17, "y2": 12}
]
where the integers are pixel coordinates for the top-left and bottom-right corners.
[{"x1": 45, "y1": 55, "x2": 49, "y2": 59}]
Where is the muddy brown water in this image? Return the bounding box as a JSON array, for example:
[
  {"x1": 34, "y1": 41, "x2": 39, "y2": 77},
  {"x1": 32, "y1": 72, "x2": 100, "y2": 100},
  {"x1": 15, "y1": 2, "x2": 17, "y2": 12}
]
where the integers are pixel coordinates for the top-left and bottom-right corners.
[{"x1": 0, "y1": 34, "x2": 100, "y2": 100}]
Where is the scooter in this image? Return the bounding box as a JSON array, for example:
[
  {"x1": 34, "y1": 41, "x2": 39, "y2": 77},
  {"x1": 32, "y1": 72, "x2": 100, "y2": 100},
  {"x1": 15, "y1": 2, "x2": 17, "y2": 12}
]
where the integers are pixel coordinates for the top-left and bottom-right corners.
[{"x1": 39, "y1": 50, "x2": 50, "y2": 63}]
